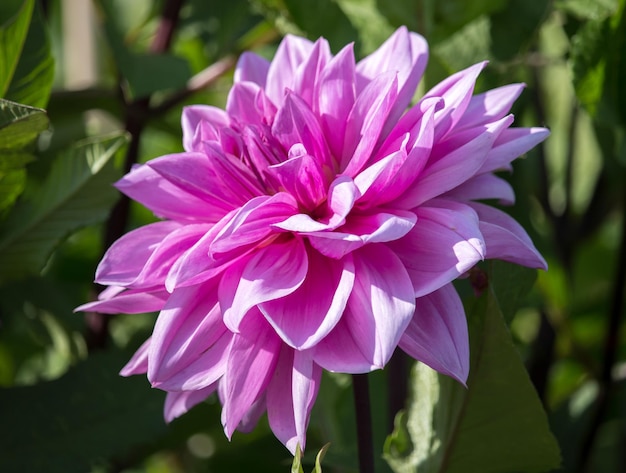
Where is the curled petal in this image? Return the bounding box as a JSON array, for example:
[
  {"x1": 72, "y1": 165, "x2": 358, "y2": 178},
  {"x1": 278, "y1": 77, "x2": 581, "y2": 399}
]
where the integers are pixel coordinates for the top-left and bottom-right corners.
[
  {"x1": 219, "y1": 237, "x2": 308, "y2": 331},
  {"x1": 260, "y1": 248, "x2": 355, "y2": 349},
  {"x1": 444, "y1": 173, "x2": 515, "y2": 205},
  {"x1": 221, "y1": 311, "x2": 282, "y2": 439},
  {"x1": 479, "y1": 127, "x2": 551, "y2": 173},
  {"x1": 148, "y1": 280, "x2": 227, "y2": 386},
  {"x1": 234, "y1": 51, "x2": 270, "y2": 87},
  {"x1": 181, "y1": 105, "x2": 229, "y2": 152},
  {"x1": 470, "y1": 202, "x2": 548, "y2": 269},
  {"x1": 456, "y1": 83, "x2": 525, "y2": 131},
  {"x1": 75, "y1": 287, "x2": 168, "y2": 314},
  {"x1": 314, "y1": 244, "x2": 415, "y2": 372},
  {"x1": 388, "y1": 200, "x2": 485, "y2": 297},
  {"x1": 400, "y1": 283, "x2": 469, "y2": 384},
  {"x1": 95, "y1": 221, "x2": 182, "y2": 287},
  {"x1": 164, "y1": 383, "x2": 218, "y2": 423},
  {"x1": 266, "y1": 34, "x2": 316, "y2": 106},
  {"x1": 120, "y1": 338, "x2": 151, "y2": 377}
]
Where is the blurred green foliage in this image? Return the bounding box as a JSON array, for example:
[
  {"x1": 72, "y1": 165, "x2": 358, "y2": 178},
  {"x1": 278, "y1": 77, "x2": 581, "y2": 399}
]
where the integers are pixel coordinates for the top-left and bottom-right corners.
[{"x1": 0, "y1": 0, "x2": 625, "y2": 472}]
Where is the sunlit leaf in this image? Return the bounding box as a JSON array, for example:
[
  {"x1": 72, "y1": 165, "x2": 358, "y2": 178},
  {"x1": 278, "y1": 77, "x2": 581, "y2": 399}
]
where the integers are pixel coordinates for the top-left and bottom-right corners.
[
  {"x1": 4, "y1": 1, "x2": 55, "y2": 108},
  {"x1": 384, "y1": 281, "x2": 561, "y2": 473},
  {"x1": 0, "y1": 133, "x2": 127, "y2": 283},
  {"x1": 0, "y1": 0, "x2": 34, "y2": 97}
]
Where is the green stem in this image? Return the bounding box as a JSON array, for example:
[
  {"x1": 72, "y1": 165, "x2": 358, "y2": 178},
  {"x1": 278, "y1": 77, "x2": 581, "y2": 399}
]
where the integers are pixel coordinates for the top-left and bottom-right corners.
[{"x1": 352, "y1": 373, "x2": 375, "y2": 473}]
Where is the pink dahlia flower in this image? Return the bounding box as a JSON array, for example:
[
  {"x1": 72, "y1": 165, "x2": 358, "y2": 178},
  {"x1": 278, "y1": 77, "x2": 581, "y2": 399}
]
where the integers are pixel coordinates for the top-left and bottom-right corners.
[{"x1": 78, "y1": 27, "x2": 548, "y2": 452}]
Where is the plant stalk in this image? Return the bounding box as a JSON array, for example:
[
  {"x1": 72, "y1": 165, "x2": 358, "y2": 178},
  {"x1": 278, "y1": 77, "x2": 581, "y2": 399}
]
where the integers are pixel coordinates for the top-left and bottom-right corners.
[{"x1": 353, "y1": 373, "x2": 375, "y2": 473}]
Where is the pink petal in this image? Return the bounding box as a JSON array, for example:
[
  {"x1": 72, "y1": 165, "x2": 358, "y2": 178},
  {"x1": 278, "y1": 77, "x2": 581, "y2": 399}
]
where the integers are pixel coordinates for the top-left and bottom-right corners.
[
  {"x1": 181, "y1": 105, "x2": 229, "y2": 152},
  {"x1": 75, "y1": 287, "x2": 168, "y2": 314},
  {"x1": 210, "y1": 193, "x2": 299, "y2": 259},
  {"x1": 444, "y1": 173, "x2": 515, "y2": 205},
  {"x1": 132, "y1": 223, "x2": 212, "y2": 288},
  {"x1": 423, "y1": 61, "x2": 487, "y2": 142},
  {"x1": 221, "y1": 311, "x2": 282, "y2": 439},
  {"x1": 272, "y1": 174, "x2": 359, "y2": 233},
  {"x1": 226, "y1": 82, "x2": 277, "y2": 126},
  {"x1": 317, "y1": 43, "x2": 356, "y2": 160},
  {"x1": 479, "y1": 127, "x2": 551, "y2": 173},
  {"x1": 314, "y1": 244, "x2": 415, "y2": 371},
  {"x1": 341, "y1": 72, "x2": 399, "y2": 176},
  {"x1": 293, "y1": 38, "x2": 332, "y2": 108},
  {"x1": 148, "y1": 280, "x2": 228, "y2": 386},
  {"x1": 470, "y1": 202, "x2": 547, "y2": 269},
  {"x1": 115, "y1": 163, "x2": 224, "y2": 223},
  {"x1": 388, "y1": 199, "x2": 486, "y2": 297},
  {"x1": 356, "y1": 26, "x2": 429, "y2": 136},
  {"x1": 272, "y1": 93, "x2": 332, "y2": 171},
  {"x1": 456, "y1": 83, "x2": 525, "y2": 131},
  {"x1": 238, "y1": 393, "x2": 267, "y2": 433},
  {"x1": 399, "y1": 283, "x2": 469, "y2": 384},
  {"x1": 267, "y1": 348, "x2": 321, "y2": 453},
  {"x1": 395, "y1": 114, "x2": 513, "y2": 208},
  {"x1": 165, "y1": 208, "x2": 241, "y2": 292},
  {"x1": 164, "y1": 383, "x2": 218, "y2": 422},
  {"x1": 268, "y1": 153, "x2": 327, "y2": 211},
  {"x1": 147, "y1": 150, "x2": 262, "y2": 213},
  {"x1": 234, "y1": 51, "x2": 270, "y2": 87},
  {"x1": 307, "y1": 210, "x2": 416, "y2": 259},
  {"x1": 119, "y1": 338, "x2": 151, "y2": 376},
  {"x1": 355, "y1": 98, "x2": 439, "y2": 206},
  {"x1": 260, "y1": 247, "x2": 355, "y2": 349},
  {"x1": 95, "y1": 221, "x2": 182, "y2": 286},
  {"x1": 219, "y1": 237, "x2": 308, "y2": 332},
  {"x1": 266, "y1": 34, "x2": 315, "y2": 106}
]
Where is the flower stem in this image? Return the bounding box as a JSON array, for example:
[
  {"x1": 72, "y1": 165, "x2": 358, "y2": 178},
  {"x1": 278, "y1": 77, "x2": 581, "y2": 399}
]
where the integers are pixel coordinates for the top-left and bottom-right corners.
[{"x1": 352, "y1": 373, "x2": 375, "y2": 473}]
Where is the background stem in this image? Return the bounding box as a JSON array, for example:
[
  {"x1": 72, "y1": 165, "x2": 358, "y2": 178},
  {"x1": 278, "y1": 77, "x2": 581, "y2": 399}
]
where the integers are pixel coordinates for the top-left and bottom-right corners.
[{"x1": 353, "y1": 373, "x2": 375, "y2": 473}]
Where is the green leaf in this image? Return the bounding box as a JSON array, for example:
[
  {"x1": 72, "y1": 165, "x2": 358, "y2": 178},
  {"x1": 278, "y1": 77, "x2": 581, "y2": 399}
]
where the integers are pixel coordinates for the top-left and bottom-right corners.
[
  {"x1": 0, "y1": 0, "x2": 34, "y2": 97},
  {"x1": 0, "y1": 99, "x2": 48, "y2": 149},
  {"x1": 489, "y1": 260, "x2": 538, "y2": 324},
  {"x1": 0, "y1": 133, "x2": 128, "y2": 283},
  {"x1": 313, "y1": 443, "x2": 330, "y2": 473},
  {"x1": 292, "y1": 444, "x2": 305, "y2": 473},
  {"x1": 4, "y1": 1, "x2": 55, "y2": 108},
  {"x1": 384, "y1": 283, "x2": 561, "y2": 473},
  {"x1": 0, "y1": 349, "x2": 167, "y2": 473},
  {"x1": 0, "y1": 99, "x2": 48, "y2": 213}
]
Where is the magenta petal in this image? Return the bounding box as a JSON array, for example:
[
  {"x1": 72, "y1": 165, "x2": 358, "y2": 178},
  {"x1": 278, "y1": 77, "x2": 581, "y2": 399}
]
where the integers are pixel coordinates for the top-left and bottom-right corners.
[
  {"x1": 423, "y1": 61, "x2": 487, "y2": 142},
  {"x1": 219, "y1": 237, "x2": 308, "y2": 332},
  {"x1": 317, "y1": 43, "x2": 356, "y2": 160},
  {"x1": 221, "y1": 311, "x2": 281, "y2": 439},
  {"x1": 95, "y1": 221, "x2": 182, "y2": 286},
  {"x1": 456, "y1": 83, "x2": 525, "y2": 131},
  {"x1": 119, "y1": 338, "x2": 151, "y2": 376},
  {"x1": 342, "y1": 72, "x2": 399, "y2": 176},
  {"x1": 226, "y1": 82, "x2": 277, "y2": 126},
  {"x1": 389, "y1": 200, "x2": 485, "y2": 298},
  {"x1": 75, "y1": 287, "x2": 168, "y2": 314},
  {"x1": 266, "y1": 34, "x2": 315, "y2": 106},
  {"x1": 293, "y1": 38, "x2": 332, "y2": 107},
  {"x1": 148, "y1": 280, "x2": 227, "y2": 385},
  {"x1": 399, "y1": 283, "x2": 469, "y2": 384},
  {"x1": 307, "y1": 210, "x2": 416, "y2": 259},
  {"x1": 133, "y1": 223, "x2": 211, "y2": 288},
  {"x1": 479, "y1": 127, "x2": 551, "y2": 173},
  {"x1": 355, "y1": 98, "x2": 439, "y2": 206},
  {"x1": 181, "y1": 105, "x2": 229, "y2": 152},
  {"x1": 272, "y1": 93, "x2": 332, "y2": 171},
  {"x1": 266, "y1": 348, "x2": 321, "y2": 453},
  {"x1": 444, "y1": 173, "x2": 515, "y2": 205},
  {"x1": 470, "y1": 202, "x2": 548, "y2": 269},
  {"x1": 115, "y1": 163, "x2": 222, "y2": 222},
  {"x1": 396, "y1": 114, "x2": 513, "y2": 208},
  {"x1": 260, "y1": 248, "x2": 355, "y2": 349},
  {"x1": 314, "y1": 244, "x2": 415, "y2": 371},
  {"x1": 356, "y1": 26, "x2": 429, "y2": 134},
  {"x1": 164, "y1": 383, "x2": 218, "y2": 422},
  {"x1": 267, "y1": 347, "x2": 298, "y2": 452},
  {"x1": 210, "y1": 193, "x2": 298, "y2": 258},
  {"x1": 234, "y1": 51, "x2": 270, "y2": 87},
  {"x1": 238, "y1": 393, "x2": 267, "y2": 433},
  {"x1": 268, "y1": 154, "x2": 327, "y2": 211}
]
